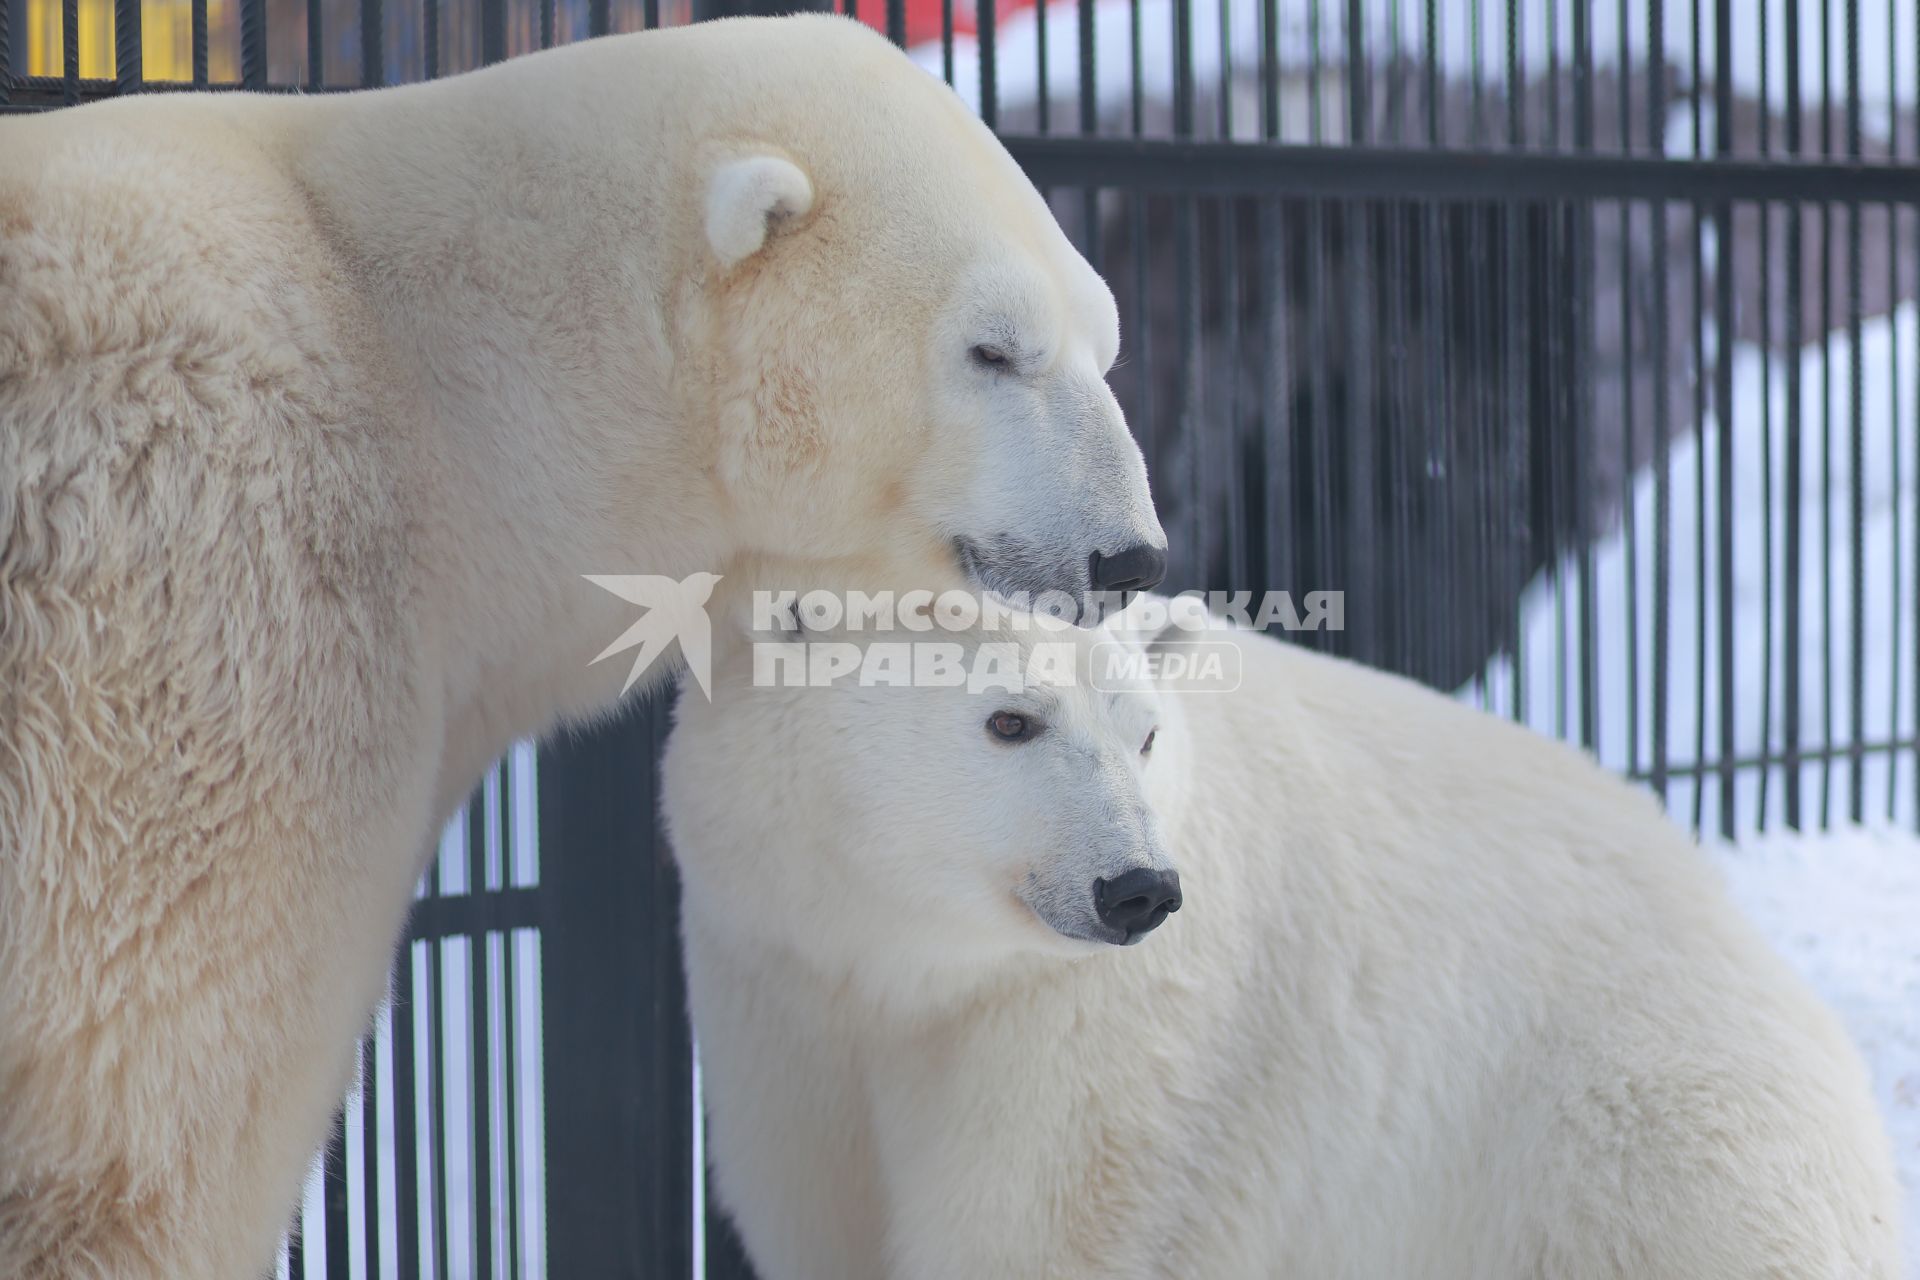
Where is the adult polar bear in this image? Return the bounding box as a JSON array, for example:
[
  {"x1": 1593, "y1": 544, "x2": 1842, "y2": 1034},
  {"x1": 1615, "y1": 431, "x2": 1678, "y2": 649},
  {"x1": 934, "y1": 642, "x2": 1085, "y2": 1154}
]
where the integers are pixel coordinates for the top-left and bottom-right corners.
[
  {"x1": 665, "y1": 596, "x2": 1902, "y2": 1279},
  {"x1": 0, "y1": 17, "x2": 1163, "y2": 1277}
]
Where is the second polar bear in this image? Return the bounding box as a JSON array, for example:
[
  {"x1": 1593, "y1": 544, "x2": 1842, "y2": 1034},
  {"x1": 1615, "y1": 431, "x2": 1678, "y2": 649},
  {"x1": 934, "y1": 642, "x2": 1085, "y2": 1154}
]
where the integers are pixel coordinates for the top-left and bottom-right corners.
[{"x1": 663, "y1": 597, "x2": 1902, "y2": 1280}]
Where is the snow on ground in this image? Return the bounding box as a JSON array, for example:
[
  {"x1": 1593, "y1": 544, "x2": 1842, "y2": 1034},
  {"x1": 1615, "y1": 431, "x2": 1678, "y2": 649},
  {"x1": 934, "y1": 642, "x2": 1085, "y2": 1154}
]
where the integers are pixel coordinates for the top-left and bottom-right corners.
[
  {"x1": 1480, "y1": 306, "x2": 1920, "y2": 837},
  {"x1": 916, "y1": 0, "x2": 1920, "y2": 132},
  {"x1": 1706, "y1": 825, "x2": 1920, "y2": 1276}
]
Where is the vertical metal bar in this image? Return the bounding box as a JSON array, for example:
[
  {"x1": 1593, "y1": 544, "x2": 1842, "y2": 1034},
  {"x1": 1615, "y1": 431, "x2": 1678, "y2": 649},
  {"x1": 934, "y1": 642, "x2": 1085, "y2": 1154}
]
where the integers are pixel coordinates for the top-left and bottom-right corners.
[
  {"x1": 467, "y1": 795, "x2": 494, "y2": 1280},
  {"x1": 1504, "y1": 0, "x2": 1520, "y2": 147},
  {"x1": 1260, "y1": 197, "x2": 1291, "y2": 599},
  {"x1": 1346, "y1": 0, "x2": 1365, "y2": 145},
  {"x1": 482, "y1": 0, "x2": 504, "y2": 62},
  {"x1": 1346, "y1": 198, "x2": 1376, "y2": 665},
  {"x1": 1504, "y1": 201, "x2": 1529, "y2": 720},
  {"x1": 1129, "y1": 0, "x2": 1143, "y2": 134},
  {"x1": 1173, "y1": 0, "x2": 1192, "y2": 137},
  {"x1": 362, "y1": 0, "x2": 384, "y2": 84},
  {"x1": 1690, "y1": 190, "x2": 1708, "y2": 831},
  {"x1": 1545, "y1": 0, "x2": 1559, "y2": 148},
  {"x1": 1712, "y1": 0, "x2": 1736, "y2": 837},
  {"x1": 1618, "y1": 0, "x2": 1631, "y2": 152},
  {"x1": 1130, "y1": 194, "x2": 1156, "y2": 477},
  {"x1": 1469, "y1": 0, "x2": 1483, "y2": 145},
  {"x1": 1466, "y1": 199, "x2": 1493, "y2": 713},
  {"x1": 886, "y1": 0, "x2": 905, "y2": 45},
  {"x1": 589, "y1": 0, "x2": 609, "y2": 41},
  {"x1": 499, "y1": 773, "x2": 522, "y2": 1280},
  {"x1": 393, "y1": 941, "x2": 421, "y2": 1280},
  {"x1": 1217, "y1": 0, "x2": 1231, "y2": 140},
  {"x1": 114, "y1": 0, "x2": 140, "y2": 93},
  {"x1": 61, "y1": 0, "x2": 77, "y2": 103},
  {"x1": 1388, "y1": 200, "x2": 1417, "y2": 676},
  {"x1": 1425, "y1": 197, "x2": 1455, "y2": 683},
  {"x1": 359, "y1": 1035, "x2": 380, "y2": 1280},
  {"x1": 192, "y1": 0, "x2": 207, "y2": 86},
  {"x1": 979, "y1": 0, "x2": 996, "y2": 128},
  {"x1": 1036, "y1": 0, "x2": 1049, "y2": 132},
  {"x1": 541, "y1": 0, "x2": 553, "y2": 50},
  {"x1": 322, "y1": 1121, "x2": 349, "y2": 1280},
  {"x1": 1649, "y1": 0, "x2": 1672, "y2": 801},
  {"x1": 1572, "y1": 0, "x2": 1597, "y2": 753},
  {"x1": 1305, "y1": 198, "x2": 1334, "y2": 645},
  {"x1": 1845, "y1": 0, "x2": 1866, "y2": 822},
  {"x1": 1425, "y1": 0, "x2": 1439, "y2": 148},
  {"x1": 291, "y1": 1211, "x2": 308, "y2": 1278},
  {"x1": 1887, "y1": 0, "x2": 1906, "y2": 821},
  {"x1": 0, "y1": 0, "x2": 11, "y2": 106},
  {"x1": 1814, "y1": 0, "x2": 1836, "y2": 829},
  {"x1": 241, "y1": 0, "x2": 264, "y2": 88},
  {"x1": 1755, "y1": 0, "x2": 1775, "y2": 829},
  {"x1": 1621, "y1": 198, "x2": 1641, "y2": 776},
  {"x1": 1308, "y1": 0, "x2": 1323, "y2": 142},
  {"x1": 1222, "y1": 202, "x2": 1247, "y2": 588},
  {"x1": 307, "y1": 0, "x2": 322, "y2": 86},
  {"x1": 539, "y1": 700, "x2": 696, "y2": 1280},
  {"x1": 1259, "y1": 0, "x2": 1277, "y2": 138},
  {"x1": 1782, "y1": 0, "x2": 1803, "y2": 828},
  {"x1": 1078, "y1": 0, "x2": 1095, "y2": 133},
  {"x1": 941, "y1": 0, "x2": 952, "y2": 86},
  {"x1": 429, "y1": 933, "x2": 450, "y2": 1280}
]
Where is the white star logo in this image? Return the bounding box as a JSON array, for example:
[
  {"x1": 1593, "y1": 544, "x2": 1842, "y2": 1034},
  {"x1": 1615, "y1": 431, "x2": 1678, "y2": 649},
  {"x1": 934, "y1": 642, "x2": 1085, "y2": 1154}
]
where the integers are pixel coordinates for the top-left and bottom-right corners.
[{"x1": 584, "y1": 572, "x2": 724, "y2": 699}]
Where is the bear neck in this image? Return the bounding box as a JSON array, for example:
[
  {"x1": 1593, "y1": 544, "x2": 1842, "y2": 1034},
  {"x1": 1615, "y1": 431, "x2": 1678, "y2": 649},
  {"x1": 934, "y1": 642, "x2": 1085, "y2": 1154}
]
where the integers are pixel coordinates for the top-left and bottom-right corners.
[{"x1": 281, "y1": 68, "x2": 737, "y2": 819}]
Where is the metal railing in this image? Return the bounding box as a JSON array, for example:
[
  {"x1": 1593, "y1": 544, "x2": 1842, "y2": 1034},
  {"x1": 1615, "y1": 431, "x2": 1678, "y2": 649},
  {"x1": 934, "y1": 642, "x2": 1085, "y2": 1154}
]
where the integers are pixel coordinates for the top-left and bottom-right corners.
[{"x1": 9, "y1": 0, "x2": 1919, "y2": 1274}]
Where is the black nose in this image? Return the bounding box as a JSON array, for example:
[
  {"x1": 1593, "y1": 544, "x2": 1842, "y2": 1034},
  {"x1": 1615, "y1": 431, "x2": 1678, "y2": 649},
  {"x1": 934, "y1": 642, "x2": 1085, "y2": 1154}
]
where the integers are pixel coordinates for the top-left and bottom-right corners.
[
  {"x1": 1089, "y1": 543, "x2": 1168, "y2": 595},
  {"x1": 1093, "y1": 867, "x2": 1183, "y2": 939}
]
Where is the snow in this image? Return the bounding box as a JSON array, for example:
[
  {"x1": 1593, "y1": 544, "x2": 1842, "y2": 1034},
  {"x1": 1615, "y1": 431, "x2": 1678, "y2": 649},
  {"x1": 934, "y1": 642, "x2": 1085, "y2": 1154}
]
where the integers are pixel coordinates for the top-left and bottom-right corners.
[
  {"x1": 1705, "y1": 825, "x2": 1920, "y2": 1276},
  {"x1": 1479, "y1": 305, "x2": 1920, "y2": 837}
]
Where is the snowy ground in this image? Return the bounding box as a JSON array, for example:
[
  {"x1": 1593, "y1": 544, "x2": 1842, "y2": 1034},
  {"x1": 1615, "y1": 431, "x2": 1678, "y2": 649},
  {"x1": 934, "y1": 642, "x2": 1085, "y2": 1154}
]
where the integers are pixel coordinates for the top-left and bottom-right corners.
[{"x1": 1706, "y1": 825, "x2": 1920, "y2": 1276}]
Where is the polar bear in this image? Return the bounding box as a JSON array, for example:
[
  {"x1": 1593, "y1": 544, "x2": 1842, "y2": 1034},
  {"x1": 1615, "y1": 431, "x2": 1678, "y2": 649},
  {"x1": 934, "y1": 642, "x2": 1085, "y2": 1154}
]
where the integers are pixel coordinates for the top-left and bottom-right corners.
[
  {"x1": 0, "y1": 18, "x2": 1164, "y2": 1278},
  {"x1": 663, "y1": 593, "x2": 1903, "y2": 1280}
]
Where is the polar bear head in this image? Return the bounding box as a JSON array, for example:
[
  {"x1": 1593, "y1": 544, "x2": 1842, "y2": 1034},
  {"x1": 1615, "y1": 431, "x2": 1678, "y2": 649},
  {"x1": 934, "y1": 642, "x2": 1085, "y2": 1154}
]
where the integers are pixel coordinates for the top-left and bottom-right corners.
[
  {"x1": 684, "y1": 16, "x2": 1166, "y2": 620},
  {"x1": 663, "y1": 586, "x2": 1188, "y2": 1009}
]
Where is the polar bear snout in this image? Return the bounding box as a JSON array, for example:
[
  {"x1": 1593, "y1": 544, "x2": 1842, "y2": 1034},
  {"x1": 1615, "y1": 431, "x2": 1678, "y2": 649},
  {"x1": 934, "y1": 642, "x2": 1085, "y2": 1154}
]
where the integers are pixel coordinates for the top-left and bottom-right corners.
[
  {"x1": 1093, "y1": 867, "x2": 1182, "y2": 942},
  {"x1": 1088, "y1": 543, "x2": 1168, "y2": 597}
]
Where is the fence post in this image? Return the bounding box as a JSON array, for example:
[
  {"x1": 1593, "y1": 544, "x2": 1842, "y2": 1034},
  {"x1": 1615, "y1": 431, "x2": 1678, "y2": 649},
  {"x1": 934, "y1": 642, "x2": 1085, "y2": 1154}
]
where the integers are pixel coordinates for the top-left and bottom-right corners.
[
  {"x1": 693, "y1": 0, "x2": 834, "y2": 21},
  {"x1": 539, "y1": 695, "x2": 694, "y2": 1280}
]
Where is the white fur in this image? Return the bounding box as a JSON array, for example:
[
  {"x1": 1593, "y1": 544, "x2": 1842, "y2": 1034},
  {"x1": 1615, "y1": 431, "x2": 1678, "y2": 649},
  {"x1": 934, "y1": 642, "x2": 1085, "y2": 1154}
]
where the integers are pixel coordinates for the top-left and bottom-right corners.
[
  {"x1": 0, "y1": 17, "x2": 1160, "y2": 1277},
  {"x1": 664, "y1": 601, "x2": 1905, "y2": 1280},
  {"x1": 706, "y1": 154, "x2": 815, "y2": 267}
]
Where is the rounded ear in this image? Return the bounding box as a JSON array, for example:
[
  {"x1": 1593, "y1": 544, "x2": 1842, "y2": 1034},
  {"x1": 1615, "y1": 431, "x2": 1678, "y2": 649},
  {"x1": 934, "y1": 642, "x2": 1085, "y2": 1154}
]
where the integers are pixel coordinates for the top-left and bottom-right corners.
[{"x1": 706, "y1": 154, "x2": 815, "y2": 269}]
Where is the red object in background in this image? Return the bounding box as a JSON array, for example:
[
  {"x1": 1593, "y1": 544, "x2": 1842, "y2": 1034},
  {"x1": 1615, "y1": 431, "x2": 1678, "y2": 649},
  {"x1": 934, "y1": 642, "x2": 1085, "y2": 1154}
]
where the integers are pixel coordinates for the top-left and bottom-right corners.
[{"x1": 855, "y1": 0, "x2": 1039, "y2": 51}]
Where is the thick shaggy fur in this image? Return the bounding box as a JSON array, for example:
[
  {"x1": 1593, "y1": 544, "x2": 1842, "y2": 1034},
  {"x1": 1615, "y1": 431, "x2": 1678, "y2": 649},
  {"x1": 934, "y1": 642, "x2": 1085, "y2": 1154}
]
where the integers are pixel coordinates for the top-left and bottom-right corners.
[
  {"x1": 0, "y1": 18, "x2": 1160, "y2": 1276},
  {"x1": 665, "y1": 612, "x2": 1904, "y2": 1279}
]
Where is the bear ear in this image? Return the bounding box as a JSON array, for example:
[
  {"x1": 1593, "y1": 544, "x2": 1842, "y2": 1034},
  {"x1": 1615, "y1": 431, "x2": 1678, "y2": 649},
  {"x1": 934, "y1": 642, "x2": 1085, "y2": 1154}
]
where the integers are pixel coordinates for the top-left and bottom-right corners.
[{"x1": 705, "y1": 154, "x2": 815, "y2": 269}]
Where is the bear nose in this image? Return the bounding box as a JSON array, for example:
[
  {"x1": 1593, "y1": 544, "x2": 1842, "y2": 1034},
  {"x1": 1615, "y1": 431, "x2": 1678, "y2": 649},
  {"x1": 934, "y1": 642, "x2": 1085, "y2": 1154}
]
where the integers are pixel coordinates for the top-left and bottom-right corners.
[
  {"x1": 1093, "y1": 867, "x2": 1183, "y2": 939},
  {"x1": 1089, "y1": 543, "x2": 1168, "y2": 595}
]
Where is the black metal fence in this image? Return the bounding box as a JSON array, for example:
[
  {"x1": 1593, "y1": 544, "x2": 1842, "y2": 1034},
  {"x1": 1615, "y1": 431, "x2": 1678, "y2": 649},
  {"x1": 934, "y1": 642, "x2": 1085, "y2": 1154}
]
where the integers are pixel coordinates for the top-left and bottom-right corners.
[{"x1": 10, "y1": 0, "x2": 1920, "y2": 1274}]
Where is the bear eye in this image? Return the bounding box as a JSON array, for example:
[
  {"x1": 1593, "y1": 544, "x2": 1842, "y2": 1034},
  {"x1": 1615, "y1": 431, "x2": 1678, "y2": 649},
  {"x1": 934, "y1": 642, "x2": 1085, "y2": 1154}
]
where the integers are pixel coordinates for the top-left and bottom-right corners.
[
  {"x1": 970, "y1": 343, "x2": 1011, "y2": 370},
  {"x1": 1141, "y1": 728, "x2": 1157, "y2": 756},
  {"x1": 987, "y1": 710, "x2": 1036, "y2": 742}
]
